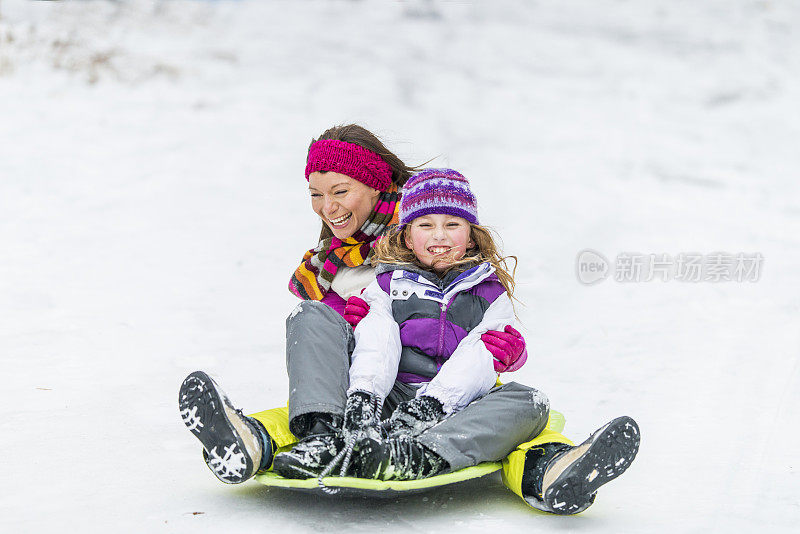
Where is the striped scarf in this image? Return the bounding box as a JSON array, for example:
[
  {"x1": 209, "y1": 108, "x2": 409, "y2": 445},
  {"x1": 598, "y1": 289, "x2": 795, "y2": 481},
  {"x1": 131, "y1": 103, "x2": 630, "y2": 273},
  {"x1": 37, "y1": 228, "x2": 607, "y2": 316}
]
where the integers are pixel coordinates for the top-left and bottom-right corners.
[{"x1": 289, "y1": 185, "x2": 400, "y2": 300}]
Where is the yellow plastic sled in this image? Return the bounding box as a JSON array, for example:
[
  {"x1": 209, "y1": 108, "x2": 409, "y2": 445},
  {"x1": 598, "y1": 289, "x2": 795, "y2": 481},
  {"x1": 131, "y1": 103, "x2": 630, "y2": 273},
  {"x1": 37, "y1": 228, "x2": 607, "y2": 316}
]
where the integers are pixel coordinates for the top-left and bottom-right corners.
[{"x1": 254, "y1": 411, "x2": 566, "y2": 497}]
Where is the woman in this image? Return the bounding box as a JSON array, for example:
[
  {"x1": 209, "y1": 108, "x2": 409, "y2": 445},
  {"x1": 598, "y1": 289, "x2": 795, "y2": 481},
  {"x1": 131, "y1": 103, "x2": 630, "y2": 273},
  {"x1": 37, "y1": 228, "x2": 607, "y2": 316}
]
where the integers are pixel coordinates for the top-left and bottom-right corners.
[{"x1": 178, "y1": 124, "x2": 638, "y2": 515}]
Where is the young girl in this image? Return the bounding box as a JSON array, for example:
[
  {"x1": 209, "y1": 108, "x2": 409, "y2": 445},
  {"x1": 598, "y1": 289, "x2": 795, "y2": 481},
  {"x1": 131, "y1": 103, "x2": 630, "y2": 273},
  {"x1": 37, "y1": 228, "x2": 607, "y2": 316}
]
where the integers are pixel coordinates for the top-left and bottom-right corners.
[
  {"x1": 273, "y1": 169, "x2": 640, "y2": 514},
  {"x1": 274, "y1": 168, "x2": 526, "y2": 479}
]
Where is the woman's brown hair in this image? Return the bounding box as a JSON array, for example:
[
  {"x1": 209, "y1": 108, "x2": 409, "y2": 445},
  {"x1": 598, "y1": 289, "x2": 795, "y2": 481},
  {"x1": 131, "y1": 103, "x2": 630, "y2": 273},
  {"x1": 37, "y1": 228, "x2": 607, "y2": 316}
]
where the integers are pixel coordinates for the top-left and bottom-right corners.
[
  {"x1": 310, "y1": 124, "x2": 423, "y2": 241},
  {"x1": 374, "y1": 223, "x2": 518, "y2": 300}
]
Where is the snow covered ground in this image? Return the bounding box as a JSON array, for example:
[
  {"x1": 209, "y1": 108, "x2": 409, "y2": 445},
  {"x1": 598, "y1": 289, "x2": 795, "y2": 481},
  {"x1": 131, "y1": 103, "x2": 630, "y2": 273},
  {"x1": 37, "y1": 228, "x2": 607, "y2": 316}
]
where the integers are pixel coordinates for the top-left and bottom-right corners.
[{"x1": 1, "y1": 0, "x2": 798, "y2": 532}]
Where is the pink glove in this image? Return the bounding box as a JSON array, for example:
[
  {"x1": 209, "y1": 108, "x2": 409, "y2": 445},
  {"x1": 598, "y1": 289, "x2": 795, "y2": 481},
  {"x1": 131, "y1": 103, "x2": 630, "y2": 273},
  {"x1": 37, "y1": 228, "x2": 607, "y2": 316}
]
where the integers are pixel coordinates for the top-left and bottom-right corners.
[
  {"x1": 481, "y1": 325, "x2": 528, "y2": 372},
  {"x1": 344, "y1": 295, "x2": 370, "y2": 329}
]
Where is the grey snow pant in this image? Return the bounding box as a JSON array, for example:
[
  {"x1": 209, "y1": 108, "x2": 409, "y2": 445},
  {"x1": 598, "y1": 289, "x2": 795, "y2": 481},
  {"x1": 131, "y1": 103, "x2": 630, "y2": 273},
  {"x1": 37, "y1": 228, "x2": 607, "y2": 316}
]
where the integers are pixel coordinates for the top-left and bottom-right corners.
[{"x1": 285, "y1": 300, "x2": 550, "y2": 472}]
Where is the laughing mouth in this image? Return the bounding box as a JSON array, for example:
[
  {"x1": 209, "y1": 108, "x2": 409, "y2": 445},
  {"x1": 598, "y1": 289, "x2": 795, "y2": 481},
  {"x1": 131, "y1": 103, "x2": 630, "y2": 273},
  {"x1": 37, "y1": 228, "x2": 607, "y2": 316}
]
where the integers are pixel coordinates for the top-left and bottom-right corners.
[
  {"x1": 327, "y1": 213, "x2": 352, "y2": 227},
  {"x1": 428, "y1": 246, "x2": 452, "y2": 255}
]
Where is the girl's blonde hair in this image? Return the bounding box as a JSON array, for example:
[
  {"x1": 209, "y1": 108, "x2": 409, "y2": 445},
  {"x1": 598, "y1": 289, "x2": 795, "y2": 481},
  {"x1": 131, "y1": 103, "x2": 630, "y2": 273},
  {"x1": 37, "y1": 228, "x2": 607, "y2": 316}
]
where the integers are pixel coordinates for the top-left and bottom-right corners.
[{"x1": 374, "y1": 223, "x2": 518, "y2": 299}]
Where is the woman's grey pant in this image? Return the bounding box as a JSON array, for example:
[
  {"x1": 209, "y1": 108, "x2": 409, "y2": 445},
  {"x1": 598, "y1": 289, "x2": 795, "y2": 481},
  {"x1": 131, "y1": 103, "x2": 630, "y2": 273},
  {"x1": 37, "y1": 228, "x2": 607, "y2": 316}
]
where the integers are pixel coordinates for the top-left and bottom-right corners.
[{"x1": 286, "y1": 300, "x2": 550, "y2": 471}]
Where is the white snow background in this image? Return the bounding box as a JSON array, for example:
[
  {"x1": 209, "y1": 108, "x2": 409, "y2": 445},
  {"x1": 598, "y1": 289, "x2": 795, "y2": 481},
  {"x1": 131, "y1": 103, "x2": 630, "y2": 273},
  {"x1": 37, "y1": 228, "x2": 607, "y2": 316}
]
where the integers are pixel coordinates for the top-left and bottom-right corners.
[{"x1": 1, "y1": 0, "x2": 798, "y2": 532}]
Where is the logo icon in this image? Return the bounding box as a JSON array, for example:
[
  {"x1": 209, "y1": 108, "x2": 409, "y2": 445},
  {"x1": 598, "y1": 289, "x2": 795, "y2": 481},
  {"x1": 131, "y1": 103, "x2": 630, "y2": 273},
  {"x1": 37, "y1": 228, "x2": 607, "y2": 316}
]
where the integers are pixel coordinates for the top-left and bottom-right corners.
[{"x1": 576, "y1": 249, "x2": 610, "y2": 285}]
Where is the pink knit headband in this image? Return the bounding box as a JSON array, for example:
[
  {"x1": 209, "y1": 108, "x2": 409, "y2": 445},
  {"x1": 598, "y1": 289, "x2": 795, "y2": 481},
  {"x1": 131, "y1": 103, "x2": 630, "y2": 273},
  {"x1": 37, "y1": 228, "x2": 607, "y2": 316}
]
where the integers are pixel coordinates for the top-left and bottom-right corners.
[{"x1": 304, "y1": 139, "x2": 393, "y2": 192}]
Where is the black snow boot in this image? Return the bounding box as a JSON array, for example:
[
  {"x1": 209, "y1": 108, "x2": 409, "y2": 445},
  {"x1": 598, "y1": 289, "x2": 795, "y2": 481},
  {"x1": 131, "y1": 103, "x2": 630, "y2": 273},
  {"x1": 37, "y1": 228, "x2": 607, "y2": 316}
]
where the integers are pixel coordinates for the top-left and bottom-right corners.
[
  {"x1": 384, "y1": 395, "x2": 446, "y2": 437},
  {"x1": 521, "y1": 416, "x2": 640, "y2": 515},
  {"x1": 353, "y1": 434, "x2": 449, "y2": 480},
  {"x1": 179, "y1": 371, "x2": 274, "y2": 484},
  {"x1": 272, "y1": 414, "x2": 345, "y2": 479}
]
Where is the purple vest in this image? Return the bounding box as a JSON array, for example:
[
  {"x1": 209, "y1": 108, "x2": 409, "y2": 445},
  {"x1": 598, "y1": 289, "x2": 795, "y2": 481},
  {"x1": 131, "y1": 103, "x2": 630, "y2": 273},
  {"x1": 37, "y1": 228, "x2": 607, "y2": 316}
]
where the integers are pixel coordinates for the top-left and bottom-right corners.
[{"x1": 375, "y1": 262, "x2": 505, "y2": 383}]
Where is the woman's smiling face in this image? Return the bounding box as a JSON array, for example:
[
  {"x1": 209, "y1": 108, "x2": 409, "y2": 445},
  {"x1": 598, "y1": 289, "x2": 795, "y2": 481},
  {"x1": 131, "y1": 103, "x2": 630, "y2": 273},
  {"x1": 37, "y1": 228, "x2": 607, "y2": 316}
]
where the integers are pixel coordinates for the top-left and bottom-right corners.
[{"x1": 308, "y1": 171, "x2": 381, "y2": 240}]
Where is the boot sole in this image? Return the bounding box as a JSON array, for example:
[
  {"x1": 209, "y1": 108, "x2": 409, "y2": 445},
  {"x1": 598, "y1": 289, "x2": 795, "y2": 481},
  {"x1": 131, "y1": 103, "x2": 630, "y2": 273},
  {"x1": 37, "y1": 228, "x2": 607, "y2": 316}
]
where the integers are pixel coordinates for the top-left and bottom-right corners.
[
  {"x1": 543, "y1": 416, "x2": 640, "y2": 515},
  {"x1": 179, "y1": 371, "x2": 255, "y2": 484}
]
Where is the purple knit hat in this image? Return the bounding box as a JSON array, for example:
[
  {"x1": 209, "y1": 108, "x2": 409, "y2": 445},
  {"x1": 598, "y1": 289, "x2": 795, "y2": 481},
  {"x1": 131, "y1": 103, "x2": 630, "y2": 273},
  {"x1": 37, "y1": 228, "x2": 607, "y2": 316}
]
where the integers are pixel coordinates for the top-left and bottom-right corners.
[{"x1": 399, "y1": 169, "x2": 479, "y2": 227}]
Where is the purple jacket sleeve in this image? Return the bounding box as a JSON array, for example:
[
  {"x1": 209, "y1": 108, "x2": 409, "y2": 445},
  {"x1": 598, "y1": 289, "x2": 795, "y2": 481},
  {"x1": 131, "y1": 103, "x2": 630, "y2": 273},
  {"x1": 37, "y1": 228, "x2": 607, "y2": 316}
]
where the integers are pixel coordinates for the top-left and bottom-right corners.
[{"x1": 320, "y1": 290, "x2": 347, "y2": 318}]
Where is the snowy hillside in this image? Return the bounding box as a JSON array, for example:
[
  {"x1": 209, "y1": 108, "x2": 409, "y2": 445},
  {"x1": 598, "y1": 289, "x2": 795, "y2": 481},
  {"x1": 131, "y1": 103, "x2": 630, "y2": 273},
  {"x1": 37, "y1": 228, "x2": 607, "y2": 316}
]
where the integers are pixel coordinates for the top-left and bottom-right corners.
[{"x1": 1, "y1": 1, "x2": 798, "y2": 532}]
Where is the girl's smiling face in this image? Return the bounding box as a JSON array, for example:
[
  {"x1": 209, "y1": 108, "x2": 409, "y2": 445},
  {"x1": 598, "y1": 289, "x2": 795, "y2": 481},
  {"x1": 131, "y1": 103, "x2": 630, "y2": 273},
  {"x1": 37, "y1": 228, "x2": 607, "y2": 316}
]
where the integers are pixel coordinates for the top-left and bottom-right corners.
[
  {"x1": 308, "y1": 171, "x2": 381, "y2": 240},
  {"x1": 405, "y1": 214, "x2": 474, "y2": 272}
]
